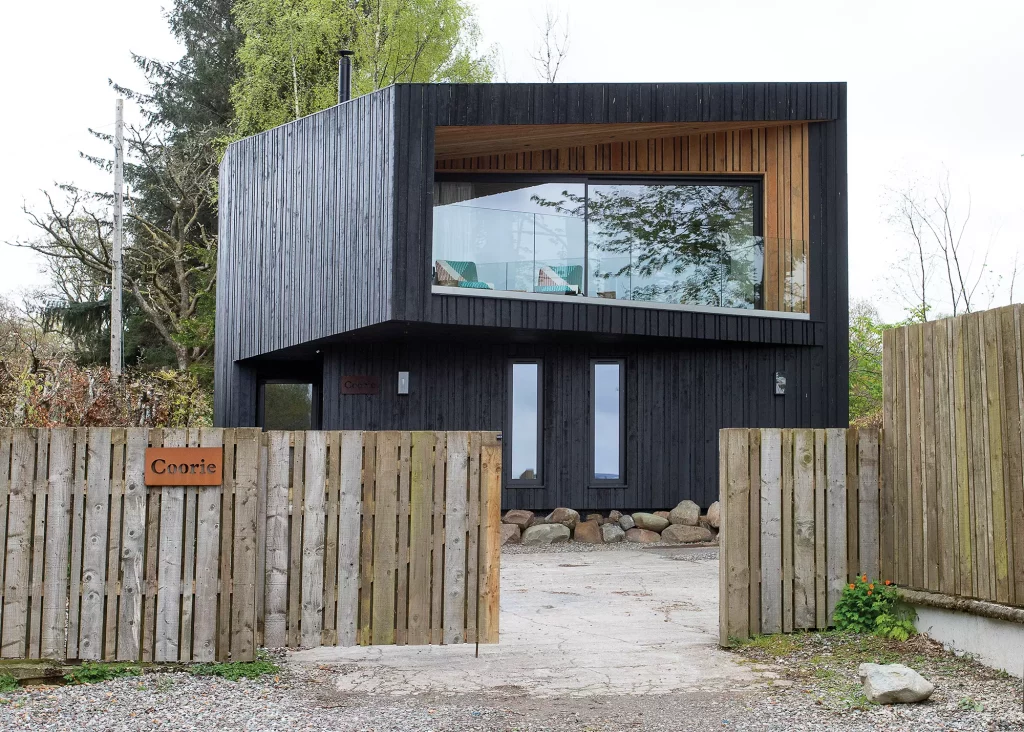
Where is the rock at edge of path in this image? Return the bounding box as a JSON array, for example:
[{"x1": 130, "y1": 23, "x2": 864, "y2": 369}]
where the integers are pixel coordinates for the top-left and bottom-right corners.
[
  {"x1": 522, "y1": 523, "x2": 571, "y2": 545},
  {"x1": 573, "y1": 520, "x2": 603, "y2": 544},
  {"x1": 669, "y1": 500, "x2": 701, "y2": 526},
  {"x1": 858, "y1": 663, "x2": 934, "y2": 704},
  {"x1": 601, "y1": 524, "x2": 625, "y2": 543},
  {"x1": 625, "y1": 527, "x2": 661, "y2": 544},
  {"x1": 503, "y1": 509, "x2": 534, "y2": 529},
  {"x1": 546, "y1": 507, "x2": 580, "y2": 529},
  {"x1": 501, "y1": 524, "x2": 521, "y2": 545}
]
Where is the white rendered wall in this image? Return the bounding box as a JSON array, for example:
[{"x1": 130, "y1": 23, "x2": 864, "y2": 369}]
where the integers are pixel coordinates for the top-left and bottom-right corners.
[{"x1": 914, "y1": 605, "x2": 1024, "y2": 678}]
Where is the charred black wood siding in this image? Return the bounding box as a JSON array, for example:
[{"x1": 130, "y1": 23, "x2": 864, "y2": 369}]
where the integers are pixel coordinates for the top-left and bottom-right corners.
[
  {"x1": 215, "y1": 81, "x2": 848, "y2": 437},
  {"x1": 215, "y1": 87, "x2": 396, "y2": 425},
  {"x1": 320, "y1": 337, "x2": 827, "y2": 510}
]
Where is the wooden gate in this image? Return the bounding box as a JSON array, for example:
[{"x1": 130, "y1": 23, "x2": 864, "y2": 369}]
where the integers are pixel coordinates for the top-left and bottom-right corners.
[
  {"x1": 0, "y1": 428, "x2": 500, "y2": 663},
  {"x1": 719, "y1": 428, "x2": 881, "y2": 644}
]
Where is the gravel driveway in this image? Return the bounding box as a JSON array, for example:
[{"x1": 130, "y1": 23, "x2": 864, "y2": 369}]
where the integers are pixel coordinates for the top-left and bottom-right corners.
[{"x1": 1, "y1": 545, "x2": 1021, "y2": 731}]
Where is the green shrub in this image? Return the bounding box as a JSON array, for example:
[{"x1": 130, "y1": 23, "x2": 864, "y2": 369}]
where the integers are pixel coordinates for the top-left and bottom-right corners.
[
  {"x1": 834, "y1": 575, "x2": 916, "y2": 640},
  {"x1": 64, "y1": 663, "x2": 143, "y2": 685},
  {"x1": 0, "y1": 672, "x2": 18, "y2": 693}
]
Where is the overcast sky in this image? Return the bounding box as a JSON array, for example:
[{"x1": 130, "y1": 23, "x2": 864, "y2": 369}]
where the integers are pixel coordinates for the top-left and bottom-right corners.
[{"x1": 1, "y1": 0, "x2": 1021, "y2": 321}]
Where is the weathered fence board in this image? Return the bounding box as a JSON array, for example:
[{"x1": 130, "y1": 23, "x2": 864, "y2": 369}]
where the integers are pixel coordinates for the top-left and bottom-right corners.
[
  {"x1": 882, "y1": 305, "x2": 1024, "y2": 606},
  {"x1": 720, "y1": 428, "x2": 881, "y2": 644},
  {"x1": 0, "y1": 429, "x2": 500, "y2": 663}
]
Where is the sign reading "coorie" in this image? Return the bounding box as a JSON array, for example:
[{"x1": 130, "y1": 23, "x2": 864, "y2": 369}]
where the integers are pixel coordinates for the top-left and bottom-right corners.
[{"x1": 144, "y1": 447, "x2": 224, "y2": 486}]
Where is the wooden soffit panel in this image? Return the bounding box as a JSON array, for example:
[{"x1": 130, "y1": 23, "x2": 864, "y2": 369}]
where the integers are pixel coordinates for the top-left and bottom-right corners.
[{"x1": 434, "y1": 120, "x2": 810, "y2": 160}]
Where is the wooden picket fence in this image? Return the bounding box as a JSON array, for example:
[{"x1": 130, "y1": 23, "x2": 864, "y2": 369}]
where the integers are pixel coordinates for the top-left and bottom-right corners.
[
  {"x1": 0, "y1": 428, "x2": 500, "y2": 663},
  {"x1": 719, "y1": 428, "x2": 881, "y2": 644},
  {"x1": 882, "y1": 304, "x2": 1024, "y2": 605}
]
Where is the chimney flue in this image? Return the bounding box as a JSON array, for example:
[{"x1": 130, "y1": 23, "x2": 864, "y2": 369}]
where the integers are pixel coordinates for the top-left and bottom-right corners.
[{"x1": 338, "y1": 50, "x2": 354, "y2": 104}]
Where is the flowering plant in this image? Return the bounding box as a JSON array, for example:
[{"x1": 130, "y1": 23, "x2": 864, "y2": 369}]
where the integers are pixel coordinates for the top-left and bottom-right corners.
[{"x1": 833, "y1": 575, "x2": 915, "y2": 640}]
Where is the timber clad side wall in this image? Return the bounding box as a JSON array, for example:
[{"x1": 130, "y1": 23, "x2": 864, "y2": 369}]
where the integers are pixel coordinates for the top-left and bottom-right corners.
[
  {"x1": 215, "y1": 87, "x2": 397, "y2": 427},
  {"x1": 0, "y1": 428, "x2": 500, "y2": 663},
  {"x1": 881, "y1": 305, "x2": 1024, "y2": 605},
  {"x1": 719, "y1": 428, "x2": 880, "y2": 644}
]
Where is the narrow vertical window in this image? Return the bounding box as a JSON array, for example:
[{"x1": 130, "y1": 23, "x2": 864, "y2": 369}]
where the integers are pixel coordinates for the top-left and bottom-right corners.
[
  {"x1": 592, "y1": 360, "x2": 624, "y2": 482},
  {"x1": 510, "y1": 361, "x2": 541, "y2": 483}
]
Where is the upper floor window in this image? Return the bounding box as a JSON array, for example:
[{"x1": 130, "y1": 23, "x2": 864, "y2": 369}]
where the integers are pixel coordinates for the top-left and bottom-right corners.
[{"x1": 432, "y1": 176, "x2": 777, "y2": 311}]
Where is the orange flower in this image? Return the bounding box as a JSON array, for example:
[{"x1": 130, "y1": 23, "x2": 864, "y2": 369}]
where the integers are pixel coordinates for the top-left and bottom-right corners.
[
  {"x1": 884, "y1": 580, "x2": 892, "y2": 586},
  {"x1": 867, "y1": 590, "x2": 873, "y2": 596},
  {"x1": 869, "y1": 583, "x2": 874, "y2": 590},
  {"x1": 862, "y1": 575, "x2": 868, "y2": 582},
  {"x1": 849, "y1": 583, "x2": 855, "y2": 590}
]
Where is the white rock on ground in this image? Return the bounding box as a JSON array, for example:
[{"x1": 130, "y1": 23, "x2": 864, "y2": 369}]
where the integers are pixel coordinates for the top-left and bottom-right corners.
[
  {"x1": 669, "y1": 500, "x2": 701, "y2": 526},
  {"x1": 522, "y1": 523, "x2": 571, "y2": 545},
  {"x1": 858, "y1": 663, "x2": 935, "y2": 704}
]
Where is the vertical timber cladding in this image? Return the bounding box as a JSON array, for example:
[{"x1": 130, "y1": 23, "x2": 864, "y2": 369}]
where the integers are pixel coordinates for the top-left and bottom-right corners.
[
  {"x1": 0, "y1": 428, "x2": 500, "y2": 663},
  {"x1": 881, "y1": 305, "x2": 1024, "y2": 606},
  {"x1": 435, "y1": 123, "x2": 811, "y2": 313}
]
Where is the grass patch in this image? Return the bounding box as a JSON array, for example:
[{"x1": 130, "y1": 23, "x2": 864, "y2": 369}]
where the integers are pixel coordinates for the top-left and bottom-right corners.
[
  {"x1": 64, "y1": 662, "x2": 143, "y2": 685},
  {"x1": 0, "y1": 672, "x2": 18, "y2": 693},
  {"x1": 736, "y1": 633, "x2": 800, "y2": 657},
  {"x1": 190, "y1": 650, "x2": 279, "y2": 681}
]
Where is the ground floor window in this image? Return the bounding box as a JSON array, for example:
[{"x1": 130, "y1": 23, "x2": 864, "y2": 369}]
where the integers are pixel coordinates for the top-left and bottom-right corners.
[
  {"x1": 509, "y1": 360, "x2": 542, "y2": 484},
  {"x1": 591, "y1": 360, "x2": 624, "y2": 483},
  {"x1": 259, "y1": 381, "x2": 316, "y2": 430}
]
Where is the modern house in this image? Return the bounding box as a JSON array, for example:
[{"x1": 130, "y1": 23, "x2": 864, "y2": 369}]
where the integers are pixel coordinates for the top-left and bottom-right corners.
[{"x1": 214, "y1": 81, "x2": 849, "y2": 511}]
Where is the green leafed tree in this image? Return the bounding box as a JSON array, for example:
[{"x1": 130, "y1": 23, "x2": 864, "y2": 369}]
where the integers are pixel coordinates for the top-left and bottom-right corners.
[
  {"x1": 231, "y1": 0, "x2": 494, "y2": 137},
  {"x1": 848, "y1": 300, "x2": 885, "y2": 425}
]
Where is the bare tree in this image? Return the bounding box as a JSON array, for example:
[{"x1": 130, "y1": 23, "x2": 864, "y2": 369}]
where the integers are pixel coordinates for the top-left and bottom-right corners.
[
  {"x1": 885, "y1": 171, "x2": 1017, "y2": 320},
  {"x1": 530, "y1": 6, "x2": 570, "y2": 83},
  {"x1": 11, "y1": 125, "x2": 218, "y2": 370}
]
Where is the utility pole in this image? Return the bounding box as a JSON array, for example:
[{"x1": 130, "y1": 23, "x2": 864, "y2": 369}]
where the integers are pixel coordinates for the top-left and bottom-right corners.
[{"x1": 111, "y1": 98, "x2": 124, "y2": 378}]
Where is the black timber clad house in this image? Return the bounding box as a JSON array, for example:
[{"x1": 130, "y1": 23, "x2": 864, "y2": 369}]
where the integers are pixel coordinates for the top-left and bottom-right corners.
[{"x1": 215, "y1": 82, "x2": 849, "y2": 512}]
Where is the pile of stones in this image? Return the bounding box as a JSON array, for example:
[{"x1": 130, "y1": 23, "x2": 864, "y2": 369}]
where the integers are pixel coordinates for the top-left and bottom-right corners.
[{"x1": 501, "y1": 500, "x2": 721, "y2": 546}]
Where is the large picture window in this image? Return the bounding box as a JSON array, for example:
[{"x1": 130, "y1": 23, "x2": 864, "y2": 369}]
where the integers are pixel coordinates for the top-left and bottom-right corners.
[
  {"x1": 591, "y1": 360, "x2": 624, "y2": 484},
  {"x1": 432, "y1": 176, "x2": 773, "y2": 310},
  {"x1": 509, "y1": 360, "x2": 542, "y2": 484}
]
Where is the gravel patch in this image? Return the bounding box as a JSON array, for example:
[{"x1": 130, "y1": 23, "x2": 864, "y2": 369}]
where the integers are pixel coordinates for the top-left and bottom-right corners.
[{"x1": 1, "y1": 633, "x2": 1020, "y2": 731}]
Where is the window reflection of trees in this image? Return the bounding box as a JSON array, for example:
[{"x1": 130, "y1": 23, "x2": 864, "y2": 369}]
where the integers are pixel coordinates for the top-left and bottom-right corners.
[{"x1": 533, "y1": 184, "x2": 763, "y2": 309}]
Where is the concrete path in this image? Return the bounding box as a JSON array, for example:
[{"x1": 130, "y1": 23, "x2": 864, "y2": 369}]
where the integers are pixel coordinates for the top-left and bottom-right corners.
[{"x1": 289, "y1": 547, "x2": 759, "y2": 698}]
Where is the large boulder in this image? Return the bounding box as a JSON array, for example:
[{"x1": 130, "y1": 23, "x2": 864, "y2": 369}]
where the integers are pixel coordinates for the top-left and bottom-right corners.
[
  {"x1": 632, "y1": 512, "x2": 670, "y2": 532},
  {"x1": 585, "y1": 513, "x2": 603, "y2": 524},
  {"x1": 858, "y1": 663, "x2": 934, "y2": 704},
  {"x1": 546, "y1": 507, "x2": 580, "y2": 530},
  {"x1": 654, "y1": 510, "x2": 671, "y2": 520},
  {"x1": 574, "y1": 520, "x2": 603, "y2": 544},
  {"x1": 625, "y1": 527, "x2": 662, "y2": 544},
  {"x1": 501, "y1": 524, "x2": 522, "y2": 545},
  {"x1": 608, "y1": 510, "x2": 623, "y2": 523},
  {"x1": 669, "y1": 500, "x2": 700, "y2": 526},
  {"x1": 503, "y1": 509, "x2": 534, "y2": 529},
  {"x1": 662, "y1": 524, "x2": 714, "y2": 544},
  {"x1": 618, "y1": 514, "x2": 635, "y2": 531},
  {"x1": 522, "y1": 524, "x2": 571, "y2": 545},
  {"x1": 706, "y1": 501, "x2": 721, "y2": 528},
  {"x1": 601, "y1": 523, "x2": 625, "y2": 543}
]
